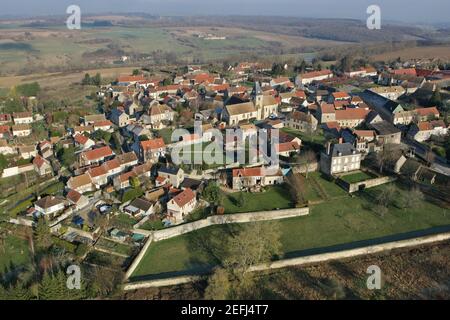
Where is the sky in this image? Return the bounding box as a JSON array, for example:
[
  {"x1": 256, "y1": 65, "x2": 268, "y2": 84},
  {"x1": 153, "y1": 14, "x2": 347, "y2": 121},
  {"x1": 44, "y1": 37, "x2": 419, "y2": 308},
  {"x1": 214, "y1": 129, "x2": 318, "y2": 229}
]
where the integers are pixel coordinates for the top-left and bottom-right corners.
[{"x1": 1, "y1": 0, "x2": 449, "y2": 24}]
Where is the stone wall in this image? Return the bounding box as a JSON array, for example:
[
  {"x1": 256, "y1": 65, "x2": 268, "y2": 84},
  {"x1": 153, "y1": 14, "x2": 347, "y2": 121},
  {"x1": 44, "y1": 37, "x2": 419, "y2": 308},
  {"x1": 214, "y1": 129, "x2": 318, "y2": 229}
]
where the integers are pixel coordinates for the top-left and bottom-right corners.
[
  {"x1": 123, "y1": 231, "x2": 450, "y2": 290},
  {"x1": 337, "y1": 176, "x2": 397, "y2": 193},
  {"x1": 125, "y1": 207, "x2": 309, "y2": 280},
  {"x1": 134, "y1": 207, "x2": 310, "y2": 242}
]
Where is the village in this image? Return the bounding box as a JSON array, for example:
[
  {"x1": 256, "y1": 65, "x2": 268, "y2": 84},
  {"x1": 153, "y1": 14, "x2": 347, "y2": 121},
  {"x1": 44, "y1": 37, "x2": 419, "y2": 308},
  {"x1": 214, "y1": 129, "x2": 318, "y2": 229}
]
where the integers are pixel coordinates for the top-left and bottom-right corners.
[{"x1": 0, "y1": 57, "x2": 449, "y2": 293}]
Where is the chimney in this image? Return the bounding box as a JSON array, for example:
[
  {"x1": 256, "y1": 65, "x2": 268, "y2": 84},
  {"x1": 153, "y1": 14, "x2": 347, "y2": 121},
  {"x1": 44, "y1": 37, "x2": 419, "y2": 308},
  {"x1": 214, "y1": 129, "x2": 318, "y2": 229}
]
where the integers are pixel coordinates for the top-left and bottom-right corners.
[
  {"x1": 326, "y1": 142, "x2": 332, "y2": 155},
  {"x1": 338, "y1": 137, "x2": 343, "y2": 144}
]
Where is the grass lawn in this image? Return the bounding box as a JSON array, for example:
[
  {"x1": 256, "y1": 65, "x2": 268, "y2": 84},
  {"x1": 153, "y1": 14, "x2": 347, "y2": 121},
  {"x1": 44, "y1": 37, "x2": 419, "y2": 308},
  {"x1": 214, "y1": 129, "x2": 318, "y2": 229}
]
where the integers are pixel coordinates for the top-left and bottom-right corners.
[
  {"x1": 281, "y1": 127, "x2": 328, "y2": 152},
  {"x1": 222, "y1": 185, "x2": 294, "y2": 214},
  {"x1": 157, "y1": 128, "x2": 175, "y2": 145},
  {"x1": 308, "y1": 172, "x2": 347, "y2": 199},
  {"x1": 130, "y1": 182, "x2": 450, "y2": 280},
  {"x1": 340, "y1": 171, "x2": 377, "y2": 184},
  {"x1": 0, "y1": 235, "x2": 31, "y2": 274},
  {"x1": 96, "y1": 238, "x2": 134, "y2": 256},
  {"x1": 111, "y1": 214, "x2": 137, "y2": 229}
]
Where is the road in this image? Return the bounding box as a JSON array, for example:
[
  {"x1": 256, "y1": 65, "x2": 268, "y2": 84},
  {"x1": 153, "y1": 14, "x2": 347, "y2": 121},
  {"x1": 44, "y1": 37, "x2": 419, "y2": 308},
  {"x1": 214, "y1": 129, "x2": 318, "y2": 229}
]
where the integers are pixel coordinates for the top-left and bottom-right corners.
[{"x1": 402, "y1": 137, "x2": 450, "y2": 176}]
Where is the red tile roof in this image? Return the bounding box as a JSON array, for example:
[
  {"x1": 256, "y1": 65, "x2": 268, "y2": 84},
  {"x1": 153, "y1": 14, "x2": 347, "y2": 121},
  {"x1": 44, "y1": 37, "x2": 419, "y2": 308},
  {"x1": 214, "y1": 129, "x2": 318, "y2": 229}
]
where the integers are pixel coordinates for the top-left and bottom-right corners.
[
  {"x1": 117, "y1": 75, "x2": 146, "y2": 83},
  {"x1": 232, "y1": 167, "x2": 263, "y2": 177},
  {"x1": 32, "y1": 155, "x2": 47, "y2": 169},
  {"x1": 88, "y1": 165, "x2": 108, "y2": 178},
  {"x1": 276, "y1": 141, "x2": 300, "y2": 153},
  {"x1": 390, "y1": 68, "x2": 417, "y2": 76},
  {"x1": 82, "y1": 146, "x2": 113, "y2": 161},
  {"x1": 172, "y1": 188, "x2": 196, "y2": 207},
  {"x1": 0, "y1": 125, "x2": 10, "y2": 133},
  {"x1": 74, "y1": 134, "x2": 89, "y2": 145},
  {"x1": 321, "y1": 104, "x2": 335, "y2": 114},
  {"x1": 93, "y1": 120, "x2": 113, "y2": 127},
  {"x1": 335, "y1": 108, "x2": 369, "y2": 121},
  {"x1": 141, "y1": 138, "x2": 166, "y2": 151},
  {"x1": 66, "y1": 189, "x2": 82, "y2": 204},
  {"x1": 301, "y1": 70, "x2": 333, "y2": 79},
  {"x1": 415, "y1": 107, "x2": 439, "y2": 117},
  {"x1": 332, "y1": 92, "x2": 350, "y2": 99}
]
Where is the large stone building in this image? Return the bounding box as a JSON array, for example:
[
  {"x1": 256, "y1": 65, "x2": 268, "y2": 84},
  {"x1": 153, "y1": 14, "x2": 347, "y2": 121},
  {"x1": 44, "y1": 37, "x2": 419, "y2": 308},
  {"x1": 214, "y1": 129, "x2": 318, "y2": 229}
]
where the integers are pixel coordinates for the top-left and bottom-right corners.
[{"x1": 320, "y1": 141, "x2": 361, "y2": 176}]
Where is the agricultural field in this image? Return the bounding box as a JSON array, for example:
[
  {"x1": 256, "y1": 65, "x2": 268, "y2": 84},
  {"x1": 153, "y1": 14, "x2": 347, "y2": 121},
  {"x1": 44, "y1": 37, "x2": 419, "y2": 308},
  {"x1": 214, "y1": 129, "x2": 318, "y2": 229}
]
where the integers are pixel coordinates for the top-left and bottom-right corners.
[
  {"x1": 129, "y1": 179, "x2": 450, "y2": 281},
  {"x1": 372, "y1": 45, "x2": 450, "y2": 61}
]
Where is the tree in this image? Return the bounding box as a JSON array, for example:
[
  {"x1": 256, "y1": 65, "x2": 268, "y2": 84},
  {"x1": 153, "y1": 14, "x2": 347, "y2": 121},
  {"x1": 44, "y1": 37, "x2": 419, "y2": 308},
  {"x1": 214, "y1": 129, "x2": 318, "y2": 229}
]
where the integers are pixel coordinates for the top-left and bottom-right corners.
[
  {"x1": 130, "y1": 176, "x2": 141, "y2": 189},
  {"x1": 222, "y1": 222, "x2": 282, "y2": 297},
  {"x1": 236, "y1": 192, "x2": 245, "y2": 208},
  {"x1": 430, "y1": 87, "x2": 442, "y2": 108},
  {"x1": 204, "y1": 268, "x2": 231, "y2": 300},
  {"x1": 404, "y1": 187, "x2": 424, "y2": 209},
  {"x1": 375, "y1": 184, "x2": 398, "y2": 209},
  {"x1": 374, "y1": 144, "x2": 398, "y2": 174},
  {"x1": 58, "y1": 146, "x2": 76, "y2": 168},
  {"x1": 34, "y1": 218, "x2": 53, "y2": 250},
  {"x1": 297, "y1": 150, "x2": 316, "y2": 179},
  {"x1": 202, "y1": 182, "x2": 223, "y2": 206},
  {"x1": 0, "y1": 154, "x2": 8, "y2": 172},
  {"x1": 132, "y1": 69, "x2": 140, "y2": 76},
  {"x1": 286, "y1": 174, "x2": 306, "y2": 206}
]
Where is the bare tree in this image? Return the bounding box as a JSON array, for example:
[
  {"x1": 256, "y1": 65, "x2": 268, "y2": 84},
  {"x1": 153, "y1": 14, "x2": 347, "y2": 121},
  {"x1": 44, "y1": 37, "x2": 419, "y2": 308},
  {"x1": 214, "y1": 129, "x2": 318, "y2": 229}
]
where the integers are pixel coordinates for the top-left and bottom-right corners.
[{"x1": 286, "y1": 174, "x2": 306, "y2": 205}]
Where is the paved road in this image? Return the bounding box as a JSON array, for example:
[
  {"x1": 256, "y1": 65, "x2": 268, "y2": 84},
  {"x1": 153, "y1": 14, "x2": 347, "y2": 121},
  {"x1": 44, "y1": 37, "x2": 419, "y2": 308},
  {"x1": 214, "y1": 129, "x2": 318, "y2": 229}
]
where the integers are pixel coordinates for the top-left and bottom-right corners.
[{"x1": 402, "y1": 137, "x2": 450, "y2": 176}]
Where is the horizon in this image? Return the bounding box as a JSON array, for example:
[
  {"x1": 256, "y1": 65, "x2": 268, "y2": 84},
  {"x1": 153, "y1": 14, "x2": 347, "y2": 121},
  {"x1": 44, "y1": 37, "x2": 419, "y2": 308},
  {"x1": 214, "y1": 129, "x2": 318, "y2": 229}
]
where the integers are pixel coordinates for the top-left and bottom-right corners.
[{"x1": 0, "y1": 0, "x2": 449, "y2": 25}]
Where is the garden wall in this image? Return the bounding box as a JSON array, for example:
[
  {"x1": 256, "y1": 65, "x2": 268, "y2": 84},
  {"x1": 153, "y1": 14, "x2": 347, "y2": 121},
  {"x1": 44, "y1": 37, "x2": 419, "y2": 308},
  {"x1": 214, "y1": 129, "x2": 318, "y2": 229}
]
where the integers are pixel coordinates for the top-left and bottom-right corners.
[
  {"x1": 123, "y1": 231, "x2": 450, "y2": 290},
  {"x1": 135, "y1": 207, "x2": 310, "y2": 241},
  {"x1": 337, "y1": 176, "x2": 397, "y2": 193}
]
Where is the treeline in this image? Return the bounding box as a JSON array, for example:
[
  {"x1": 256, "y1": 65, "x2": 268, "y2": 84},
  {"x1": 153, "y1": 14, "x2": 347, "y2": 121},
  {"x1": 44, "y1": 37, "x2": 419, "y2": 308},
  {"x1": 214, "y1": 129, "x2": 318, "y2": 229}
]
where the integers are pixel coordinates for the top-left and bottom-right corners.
[{"x1": 81, "y1": 73, "x2": 102, "y2": 86}]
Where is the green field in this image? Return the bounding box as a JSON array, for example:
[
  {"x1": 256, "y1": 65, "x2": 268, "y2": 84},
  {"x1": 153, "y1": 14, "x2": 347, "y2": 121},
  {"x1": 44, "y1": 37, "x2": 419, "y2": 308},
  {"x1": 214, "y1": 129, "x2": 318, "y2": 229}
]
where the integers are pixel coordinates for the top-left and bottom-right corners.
[
  {"x1": 130, "y1": 181, "x2": 450, "y2": 281},
  {"x1": 223, "y1": 185, "x2": 293, "y2": 214},
  {"x1": 340, "y1": 171, "x2": 377, "y2": 184},
  {"x1": 0, "y1": 235, "x2": 31, "y2": 273},
  {"x1": 281, "y1": 127, "x2": 328, "y2": 152}
]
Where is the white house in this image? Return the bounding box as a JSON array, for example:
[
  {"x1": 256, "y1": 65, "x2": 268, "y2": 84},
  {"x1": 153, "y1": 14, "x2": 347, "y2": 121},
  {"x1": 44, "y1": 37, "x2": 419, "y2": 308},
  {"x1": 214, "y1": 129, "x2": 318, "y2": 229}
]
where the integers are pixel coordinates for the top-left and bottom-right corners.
[
  {"x1": 34, "y1": 196, "x2": 66, "y2": 216},
  {"x1": 167, "y1": 188, "x2": 197, "y2": 222}
]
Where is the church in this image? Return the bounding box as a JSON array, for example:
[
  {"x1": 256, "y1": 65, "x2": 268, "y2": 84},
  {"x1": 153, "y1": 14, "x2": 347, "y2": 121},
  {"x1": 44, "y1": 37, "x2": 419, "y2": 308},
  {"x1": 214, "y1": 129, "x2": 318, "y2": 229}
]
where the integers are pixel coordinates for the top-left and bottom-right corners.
[{"x1": 221, "y1": 82, "x2": 279, "y2": 126}]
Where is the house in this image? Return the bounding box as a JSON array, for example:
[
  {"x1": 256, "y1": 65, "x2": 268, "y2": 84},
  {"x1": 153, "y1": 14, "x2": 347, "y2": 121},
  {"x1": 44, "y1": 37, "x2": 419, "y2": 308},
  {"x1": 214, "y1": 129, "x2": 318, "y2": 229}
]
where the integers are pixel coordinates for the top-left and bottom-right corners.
[
  {"x1": 320, "y1": 141, "x2": 361, "y2": 176},
  {"x1": 368, "y1": 86, "x2": 406, "y2": 100},
  {"x1": 370, "y1": 121, "x2": 402, "y2": 145},
  {"x1": 12, "y1": 112, "x2": 33, "y2": 124},
  {"x1": 132, "y1": 162, "x2": 153, "y2": 178},
  {"x1": 117, "y1": 75, "x2": 146, "y2": 86},
  {"x1": 66, "y1": 189, "x2": 89, "y2": 210},
  {"x1": 270, "y1": 77, "x2": 293, "y2": 88},
  {"x1": 140, "y1": 138, "x2": 166, "y2": 162},
  {"x1": 73, "y1": 125, "x2": 94, "y2": 136},
  {"x1": 0, "y1": 114, "x2": 12, "y2": 125},
  {"x1": 157, "y1": 167, "x2": 184, "y2": 188},
  {"x1": 319, "y1": 103, "x2": 336, "y2": 123},
  {"x1": 414, "y1": 107, "x2": 440, "y2": 121},
  {"x1": 232, "y1": 166, "x2": 284, "y2": 190},
  {"x1": 113, "y1": 171, "x2": 136, "y2": 190},
  {"x1": 329, "y1": 91, "x2": 351, "y2": 103},
  {"x1": 275, "y1": 141, "x2": 301, "y2": 157},
  {"x1": 79, "y1": 146, "x2": 114, "y2": 166},
  {"x1": 126, "y1": 123, "x2": 151, "y2": 139},
  {"x1": 359, "y1": 90, "x2": 406, "y2": 124},
  {"x1": 124, "y1": 198, "x2": 155, "y2": 217},
  {"x1": 0, "y1": 139, "x2": 15, "y2": 155},
  {"x1": 408, "y1": 120, "x2": 448, "y2": 142},
  {"x1": 34, "y1": 196, "x2": 65, "y2": 216},
  {"x1": 38, "y1": 140, "x2": 53, "y2": 159},
  {"x1": 110, "y1": 109, "x2": 130, "y2": 127},
  {"x1": 12, "y1": 124, "x2": 32, "y2": 137},
  {"x1": 285, "y1": 111, "x2": 318, "y2": 132},
  {"x1": 87, "y1": 165, "x2": 109, "y2": 188},
  {"x1": 32, "y1": 155, "x2": 52, "y2": 176},
  {"x1": 295, "y1": 70, "x2": 333, "y2": 86},
  {"x1": 0, "y1": 125, "x2": 11, "y2": 139},
  {"x1": 18, "y1": 145, "x2": 37, "y2": 159},
  {"x1": 74, "y1": 134, "x2": 95, "y2": 150},
  {"x1": 335, "y1": 108, "x2": 370, "y2": 128},
  {"x1": 116, "y1": 152, "x2": 139, "y2": 169},
  {"x1": 67, "y1": 173, "x2": 95, "y2": 194},
  {"x1": 344, "y1": 67, "x2": 377, "y2": 78},
  {"x1": 141, "y1": 103, "x2": 175, "y2": 127},
  {"x1": 167, "y1": 188, "x2": 197, "y2": 222},
  {"x1": 93, "y1": 120, "x2": 113, "y2": 132},
  {"x1": 84, "y1": 114, "x2": 106, "y2": 126}
]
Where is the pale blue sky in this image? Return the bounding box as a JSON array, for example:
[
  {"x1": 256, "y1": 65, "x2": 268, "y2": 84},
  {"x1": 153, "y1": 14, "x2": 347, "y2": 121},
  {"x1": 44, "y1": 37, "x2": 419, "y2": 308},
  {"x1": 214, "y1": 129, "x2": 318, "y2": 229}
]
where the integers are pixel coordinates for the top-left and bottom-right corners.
[{"x1": 1, "y1": 0, "x2": 449, "y2": 24}]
